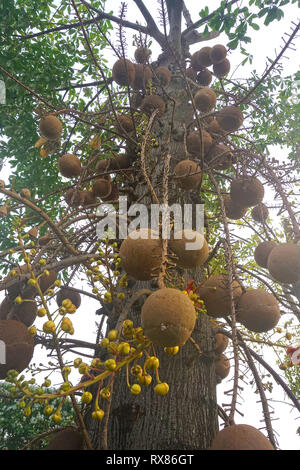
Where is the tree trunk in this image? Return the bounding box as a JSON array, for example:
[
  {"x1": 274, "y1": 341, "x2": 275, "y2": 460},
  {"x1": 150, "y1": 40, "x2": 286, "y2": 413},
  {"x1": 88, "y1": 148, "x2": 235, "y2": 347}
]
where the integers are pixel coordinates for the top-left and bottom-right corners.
[{"x1": 85, "y1": 70, "x2": 219, "y2": 450}]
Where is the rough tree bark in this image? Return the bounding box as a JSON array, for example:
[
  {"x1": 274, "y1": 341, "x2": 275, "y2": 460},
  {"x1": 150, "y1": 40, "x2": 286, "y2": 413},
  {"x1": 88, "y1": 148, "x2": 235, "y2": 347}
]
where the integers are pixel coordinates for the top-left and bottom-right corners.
[{"x1": 85, "y1": 3, "x2": 219, "y2": 450}]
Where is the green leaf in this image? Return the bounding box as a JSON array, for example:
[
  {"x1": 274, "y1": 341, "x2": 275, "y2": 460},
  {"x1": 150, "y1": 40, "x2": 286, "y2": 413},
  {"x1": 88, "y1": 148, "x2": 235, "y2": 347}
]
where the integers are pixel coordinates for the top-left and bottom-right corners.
[
  {"x1": 199, "y1": 6, "x2": 209, "y2": 18},
  {"x1": 258, "y1": 7, "x2": 269, "y2": 17}
]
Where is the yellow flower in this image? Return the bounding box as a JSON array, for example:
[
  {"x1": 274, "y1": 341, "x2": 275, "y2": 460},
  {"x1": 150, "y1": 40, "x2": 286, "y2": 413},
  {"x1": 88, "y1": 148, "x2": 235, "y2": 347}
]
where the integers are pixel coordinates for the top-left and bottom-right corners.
[
  {"x1": 154, "y1": 382, "x2": 169, "y2": 396},
  {"x1": 130, "y1": 384, "x2": 141, "y2": 396}
]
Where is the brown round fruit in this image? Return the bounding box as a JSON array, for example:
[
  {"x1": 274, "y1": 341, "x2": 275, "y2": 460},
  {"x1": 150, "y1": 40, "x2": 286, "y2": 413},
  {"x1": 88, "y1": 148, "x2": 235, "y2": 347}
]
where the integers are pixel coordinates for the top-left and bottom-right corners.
[
  {"x1": 196, "y1": 274, "x2": 243, "y2": 318},
  {"x1": 215, "y1": 353, "x2": 230, "y2": 380},
  {"x1": 115, "y1": 115, "x2": 135, "y2": 134},
  {"x1": 0, "y1": 297, "x2": 12, "y2": 321},
  {"x1": 58, "y1": 154, "x2": 81, "y2": 178},
  {"x1": 119, "y1": 229, "x2": 163, "y2": 281},
  {"x1": 0, "y1": 205, "x2": 7, "y2": 217},
  {"x1": 56, "y1": 287, "x2": 81, "y2": 309},
  {"x1": 132, "y1": 64, "x2": 152, "y2": 90},
  {"x1": 6, "y1": 265, "x2": 36, "y2": 301},
  {"x1": 38, "y1": 269, "x2": 57, "y2": 294},
  {"x1": 210, "y1": 424, "x2": 274, "y2": 450},
  {"x1": 101, "y1": 182, "x2": 119, "y2": 202},
  {"x1": 169, "y1": 230, "x2": 209, "y2": 269},
  {"x1": 224, "y1": 195, "x2": 247, "y2": 220},
  {"x1": 0, "y1": 320, "x2": 35, "y2": 379},
  {"x1": 39, "y1": 115, "x2": 63, "y2": 141},
  {"x1": 214, "y1": 333, "x2": 229, "y2": 355},
  {"x1": 213, "y1": 58, "x2": 231, "y2": 78},
  {"x1": 20, "y1": 188, "x2": 31, "y2": 198},
  {"x1": 206, "y1": 144, "x2": 232, "y2": 170},
  {"x1": 141, "y1": 288, "x2": 196, "y2": 347},
  {"x1": 97, "y1": 154, "x2": 131, "y2": 173},
  {"x1": 206, "y1": 119, "x2": 225, "y2": 135},
  {"x1": 134, "y1": 47, "x2": 151, "y2": 64},
  {"x1": 210, "y1": 44, "x2": 227, "y2": 64},
  {"x1": 191, "y1": 47, "x2": 213, "y2": 70},
  {"x1": 267, "y1": 243, "x2": 300, "y2": 284},
  {"x1": 196, "y1": 68, "x2": 213, "y2": 86},
  {"x1": 10, "y1": 298, "x2": 37, "y2": 327},
  {"x1": 141, "y1": 95, "x2": 166, "y2": 117},
  {"x1": 174, "y1": 160, "x2": 202, "y2": 190},
  {"x1": 185, "y1": 67, "x2": 197, "y2": 81},
  {"x1": 131, "y1": 92, "x2": 144, "y2": 110},
  {"x1": 45, "y1": 428, "x2": 83, "y2": 450},
  {"x1": 251, "y1": 203, "x2": 269, "y2": 223},
  {"x1": 92, "y1": 178, "x2": 112, "y2": 199},
  {"x1": 110, "y1": 154, "x2": 131, "y2": 170},
  {"x1": 216, "y1": 106, "x2": 244, "y2": 132},
  {"x1": 153, "y1": 66, "x2": 172, "y2": 87},
  {"x1": 230, "y1": 177, "x2": 264, "y2": 208},
  {"x1": 112, "y1": 59, "x2": 135, "y2": 86},
  {"x1": 194, "y1": 88, "x2": 217, "y2": 113},
  {"x1": 254, "y1": 241, "x2": 277, "y2": 268},
  {"x1": 65, "y1": 188, "x2": 84, "y2": 207},
  {"x1": 236, "y1": 289, "x2": 280, "y2": 333},
  {"x1": 186, "y1": 130, "x2": 212, "y2": 156},
  {"x1": 82, "y1": 190, "x2": 97, "y2": 207},
  {"x1": 39, "y1": 233, "x2": 51, "y2": 246},
  {"x1": 96, "y1": 159, "x2": 111, "y2": 173},
  {"x1": 28, "y1": 227, "x2": 38, "y2": 239}
]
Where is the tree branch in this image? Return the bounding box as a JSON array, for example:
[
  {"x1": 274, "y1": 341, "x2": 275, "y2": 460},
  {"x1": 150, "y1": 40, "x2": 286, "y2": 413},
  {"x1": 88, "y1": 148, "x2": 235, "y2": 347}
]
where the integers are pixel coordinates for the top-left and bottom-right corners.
[
  {"x1": 237, "y1": 332, "x2": 277, "y2": 448},
  {"x1": 166, "y1": 0, "x2": 183, "y2": 54},
  {"x1": 15, "y1": 15, "x2": 112, "y2": 40},
  {"x1": 184, "y1": 30, "x2": 220, "y2": 47},
  {"x1": 0, "y1": 187, "x2": 78, "y2": 256},
  {"x1": 220, "y1": 329, "x2": 300, "y2": 414},
  {"x1": 237, "y1": 19, "x2": 300, "y2": 105},
  {"x1": 80, "y1": 0, "x2": 149, "y2": 35},
  {"x1": 182, "y1": 1, "x2": 193, "y2": 28},
  {"x1": 0, "y1": 254, "x2": 101, "y2": 292},
  {"x1": 56, "y1": 79, "x2": 112, "y2": 92},
  {"x1": 0, "y1": 64, "x2": 55, "y2": 110}
]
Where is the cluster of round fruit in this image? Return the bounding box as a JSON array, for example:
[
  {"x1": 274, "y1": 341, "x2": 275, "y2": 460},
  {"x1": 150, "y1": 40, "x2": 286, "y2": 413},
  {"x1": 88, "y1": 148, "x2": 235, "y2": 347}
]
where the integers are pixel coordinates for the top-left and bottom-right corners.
[
  {"x1": 197, "y1": 274, "x2": 281, "y2": 333},
  {"x1": 254, "y1": 241, "x2": 300, "y2": 284},
  {"x1": 36, "y1": 44, "x2": 244, "y2": 208},
  {"x1": 213, "y1": 333, "x2": 230, "y2": 383},
  {"x1": 118, "y1": 226, "x2": 284, "y2": 334},
  {"x1": 38, "y1": 113, "x2": 130, "y2": 208},
  {"x1": 112, "y1": 46, "x2": 172, "y2": 90},
  {"x1": 188, "y1": 44, "x2": 231, "y2": 85},
  {"x1": 175, "y1": 97, "x2": 244, "y2": 187},
  {"x1": 224, "y1": 176, "x2": 268, "y2": 223},
  {"x1": 119, "y1": 228, "x2": 209, "y2": 281},
  {"x1": 110, "y1": 46, "x2": 244, "y2": 173}
]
